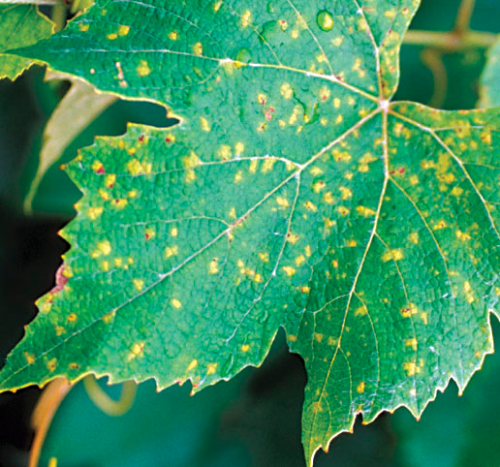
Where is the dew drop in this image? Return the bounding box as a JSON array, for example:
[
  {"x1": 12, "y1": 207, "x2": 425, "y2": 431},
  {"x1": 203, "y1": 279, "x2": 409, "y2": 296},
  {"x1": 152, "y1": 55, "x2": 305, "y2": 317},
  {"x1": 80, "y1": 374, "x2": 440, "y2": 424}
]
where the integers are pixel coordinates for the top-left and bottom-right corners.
[
  {"x1": 236, "y1": 47, "x2": 252, "y2": 64},
  {"x1": 317, "y1": 10, "x2": 334, "y2": 32},
  {"x1": 260, "y1": 20, "x2": 280, "y2": 42}
]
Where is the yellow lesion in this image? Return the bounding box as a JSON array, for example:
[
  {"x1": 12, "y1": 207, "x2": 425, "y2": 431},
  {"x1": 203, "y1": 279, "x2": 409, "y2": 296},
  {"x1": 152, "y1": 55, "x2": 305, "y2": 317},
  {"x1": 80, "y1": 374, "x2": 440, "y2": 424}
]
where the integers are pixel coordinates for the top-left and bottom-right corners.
[
  {"x1": 276, "y1": 196, "x2": 290, "y2": 208},
  {"x1": 168, "y1": 31, "x2": 179, "y2": 41},
  {"x1": 171, "y1": 299, "x2": 182, "y2": 309},
  {"x1": 208, "y1": 258, "x2": 219, "y2": 275},
  {"x1": 88, "y1": 207, "x2": 103, "y2": 220},
  {"x1": 207, "y1": 363, "x2": 217, "y2": 374},
  {"x1": 132, "y1": 279, "x2": 144, "y2": 291},
  {"x1": 356, "y1": 206, "x2": 376, "y2": 217},
  {"x1": 118, "y1": 25, "x2": 130, "y2": 36},
  {"x1": 403, "y1": 361, "x2": 421, "y2": 377},
  {"x1": 187, "y1": 359, "x2": 198, "y2": 371},
  {"x1": 92, "y1": 240, "x2": 112, "y2": 258},
  {"x1": 170, "y1": 227, "x2": 178, "y2": 237},
  {"x1": 165, "y1": 246, "x2": 179, "y2": 258},
  {"x1": 280, "y1": 82, "x2": 293, "y2": 99},
  {"x1": 47, "y1": 358, "x2": 57, "y2": 372},
  {"x1": 127, "y1": 342, "x2": 145, "y2": 361},
  {"x1": 241, "y1": 9, "x2": 252, "y2": 27},
  {"x1": 282, "y1": 266, "x2": 296, "y2": 276},
  {"x1": 381, "y1": 249, "x2": 403, "y2": 262},
  {"x1": 463, "y1": 281, "x2": 475, "y2": 303},
  {"x1": 241, "y1": 344, "x2": 250, "y2": 352},
  {"x1": 356, "y1": 381, "x2": 365, "y2": 394},
  {"x1": 24, "y1": 352, "x2": 35, "y2": 365},
  {"x1": 405, "y1": 338, "x2": 418, "y2": 351}
]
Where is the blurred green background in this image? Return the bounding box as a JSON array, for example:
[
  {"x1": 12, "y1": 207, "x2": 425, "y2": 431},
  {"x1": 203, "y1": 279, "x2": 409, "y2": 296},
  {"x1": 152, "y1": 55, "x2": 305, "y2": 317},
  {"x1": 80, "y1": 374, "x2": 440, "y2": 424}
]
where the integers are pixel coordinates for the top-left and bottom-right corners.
[{"x1": 1, "y1": 1, "x2": 500, "y2": 466}]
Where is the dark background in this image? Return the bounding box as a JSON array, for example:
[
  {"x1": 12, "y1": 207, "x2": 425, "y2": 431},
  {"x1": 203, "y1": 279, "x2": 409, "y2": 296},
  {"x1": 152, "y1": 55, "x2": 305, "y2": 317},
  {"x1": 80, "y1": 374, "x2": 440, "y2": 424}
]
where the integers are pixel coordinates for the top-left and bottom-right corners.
[{"x1": 1, "y1": 1, "x2": 500, "y2": 465}]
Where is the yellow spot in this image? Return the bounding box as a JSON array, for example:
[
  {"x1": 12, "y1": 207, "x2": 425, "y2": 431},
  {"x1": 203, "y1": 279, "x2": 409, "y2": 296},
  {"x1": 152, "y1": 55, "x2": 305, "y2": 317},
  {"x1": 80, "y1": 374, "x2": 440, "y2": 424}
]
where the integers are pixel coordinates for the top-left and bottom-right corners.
[
  {"x1": 92, "y1": 240, "x2": 112, "y2": 258},
  {"x1": 218, "y1": 144, "x2": 232, "y2": 160},
  {"x1": 127, "y1": 342, "x2": 145, "y2": 361},
  {"x1": 433, "y1": 220, "x2": 448, "y2": 230},
  {"x1": 456, "y1": 230, "x2": 471, "y2": 242},
  {"x1": 300, "y1": 286, "x2": 311, "y2": 293},
  {"x1": 171, "y1": 227, "x2": 178, "y2": 237},
  {"x1": 287, "y1": 233, "x2": 299, "y2": 244},
  {"x1": 235, "y1": 142, "x2": 245, "y2": 154},
  {"x1": 283, "y1": 266, "x2": 296, "y2": 276},
  {"x1": 114, "y1": 258, "x2": 123, "y2": 267},
  {"x1": 384, "y1": 9, "x2": 397, "y2": 20},
  {"x1": 354, "y1": 306, "x2": 367, "y2": 317},
  {"x1": 323, "y1": 192, "x2": 334, "y2": 204},
  {"x1": 241, "y1": 9, "x2": 252, "y2": 27},
  {"x1": 305, "y1": 201, "x2": 317, "y2": 211},
  {"x1": 403, "y1": 362, "x2": 420, "y2": 377},
  {"x1": 228, "y1": 207, "x2": 237, "y2": 218},
  {"x1": 382, "y1": 249, "x2": 403, "y2": 262},
  {"x1": 295, "y1": 255, "x2": 306, "y2": 266},
  {"x1": 193, "y1": 42, "x2": 203, "y2": 55},
  {"x1": 337, "y1": 206, "x2": 350, "y2": 216},
  {"x1": 118, "y1": 25, "x2": 130, "y2": 36},
  {"x1": 102, "y1": 261, "x2": 110, "y2": 272},
  {"x1": 88, "y1": 207, "x2": 103, "y2": 220},
  {"x1": 305, "y1": 245, "x2": 312, "y2": 257},
  {"x1": 107, "y1": 33, "x2": 118, "y2": 40},
  {"x1": 105, "y1": 174, "x2": 116, "y2": 188},
  {"x1": 171, "y1": 299, "x2": 182, "y2": 309},
  {"x1": 452, "y1": 187, "x2": 464, "y2": 197},
  {"x1": 262, "y1": 158, "x2": 276, "y2": 173},
  {"x1": 133, "y1": 279, "x2": 144, "y2": 291},
  {"x1": 165, "y1": 246, "x2": 178, "y2": 258},
  {"x1": 187, "y1": 359, "x2": 198, "y2": 371},
  {"x1": 102, "y1": 311, "x2": 116, "y2": 324},
  {"x1": 331, "y1": 36, "x2": 343, "y2": 47},
  {"x1": 128, "y1": 190, "x2": 138, "y2": 198},
  {"x1": 464, "y1": 281, "x2": 475, "y2": 304},
  {"x1": 168, "y1": 31, "x2": 178, "y2": 40},
  {"x1": 213, "y1": 0, "x2": 222, "y2": 12},
  {"x1": 234, "y1": 171, "x2": 243, "y2": 183},
  {"x1": 79, "y1": 23, "x2": 90, "y2": 31},
  {"x1": 335, "y1": 114, "x2": 344, "y2": 125},
  {"x1": 314, "y1": 333, "x2": 323, "y2": 343},
  {"x1": 136, "y1": 60, "x2": 151, "y2": 77},
  {"x1": 280, "y1": 82, "x2": 293, "y2": 99},
  {"x1": 420, "y1": 312, "x2": 428, "y2": 325},
  {"x1": 209, "y1": 258, "x2": 219, "y2": 275},
  {"x1": 356, "y1": 382, "x2": 365, "y2": 394},
  {"x1": 258, "y1": 252, "x2": 269, "y2": 262},
  {"x1": 249, "y1": 159, "x2": 258, "y2": 173},
  {"x1": 356, "y1": 206, "x2": 376, "y2": 217},
  {"x1": 47, "y1": 358, "x2": 57, "y2": 372},
  {"x1": 405, "y1": 338, "x2": 418, "y2": 351},
  {"x1": 241, "y1": 344, "x2": 250, "y2": 352},
  {"x1": 310, "y1": 167, "x2": 324, "y2": 176},
  {"x1": 114, "y1": 199, "x2": 128, "y2": 209},
  {"x1": 332, "y1": 259, "x2": 339, "y2": 269},
  {"x1": 207, "y1": 363, "x2": 217, "y2": 374},
  {"x1": 127, "y1": 159, "x2": 152, "y2": 176},
  {"x1": 257, "y1": 93, "x2": 267, "y2": 105},
  {"x1": 313, "y1": 181, "x2": 326, "y2": 193},
  {"x1": 346, "y1": 239, "x2": 357, "y2": 247},
  {"x1": 409, "y1": 232, "x2": 419, "y2": 245},
  {"x1": 276, "y1": 196, "x2": 290, "y2": 208},
  {"x1": 24, "y1": 352, "x2": 35, "y2": 365},
  {"x1": 288, "y1": 334, "x2": 298, "y2": 342}
]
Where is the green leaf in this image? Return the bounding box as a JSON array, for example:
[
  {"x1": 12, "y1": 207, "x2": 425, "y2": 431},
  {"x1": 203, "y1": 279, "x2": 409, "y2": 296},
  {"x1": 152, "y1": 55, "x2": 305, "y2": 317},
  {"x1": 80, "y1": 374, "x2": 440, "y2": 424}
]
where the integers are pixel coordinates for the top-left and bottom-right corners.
[
  {"x1": 2, "y1": 1, "x2": 500, "y2": 464},
  {"x1": 0, "y1": 4, "x2": 53, "y2": 80},
  {"x1": 480, "y1": 35, "x2": 500, "y2": 107}
]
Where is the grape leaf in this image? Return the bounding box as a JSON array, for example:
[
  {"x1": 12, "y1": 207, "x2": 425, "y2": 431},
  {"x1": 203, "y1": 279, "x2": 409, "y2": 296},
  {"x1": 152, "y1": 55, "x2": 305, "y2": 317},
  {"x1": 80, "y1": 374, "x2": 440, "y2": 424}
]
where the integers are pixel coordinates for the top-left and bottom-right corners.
[
  {"x1": 0, "y1": 4, "x2": 53, "y2": 80},
  {"x1": 2, "y1": 1, "x2": 500, "y2": 464},
  {"x1": 480, "y1": 35, "x2": 500, "y2": 108}
]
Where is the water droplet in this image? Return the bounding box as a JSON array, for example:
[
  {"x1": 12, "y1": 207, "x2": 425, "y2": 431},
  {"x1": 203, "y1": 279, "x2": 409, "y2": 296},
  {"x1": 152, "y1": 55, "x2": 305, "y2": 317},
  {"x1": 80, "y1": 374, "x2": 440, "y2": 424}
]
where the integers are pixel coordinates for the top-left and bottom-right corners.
[
  {"x1": 260, "y1": 20, "x2": 280, "y2": 42},
  {"x1": 236, "y1": 47, "x2": 252, "y2": 64},
  {"x1": 317, "y1": 10, "x2": 334, "y2": 32}
]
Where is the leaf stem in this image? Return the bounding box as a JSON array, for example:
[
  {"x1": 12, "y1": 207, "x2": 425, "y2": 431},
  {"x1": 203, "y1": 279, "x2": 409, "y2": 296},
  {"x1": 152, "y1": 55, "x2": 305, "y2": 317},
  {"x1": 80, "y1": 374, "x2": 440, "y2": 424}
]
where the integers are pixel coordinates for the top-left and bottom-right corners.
[
  {"x1": 83, "y1": 376, "x2": 137, "y2": 416},
  {"x1": 403, "y1": 30, "x2": 497, "y2": 51},
  {"x1": 455, "y1": 0, "x2": 476, "y2": 34}
]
